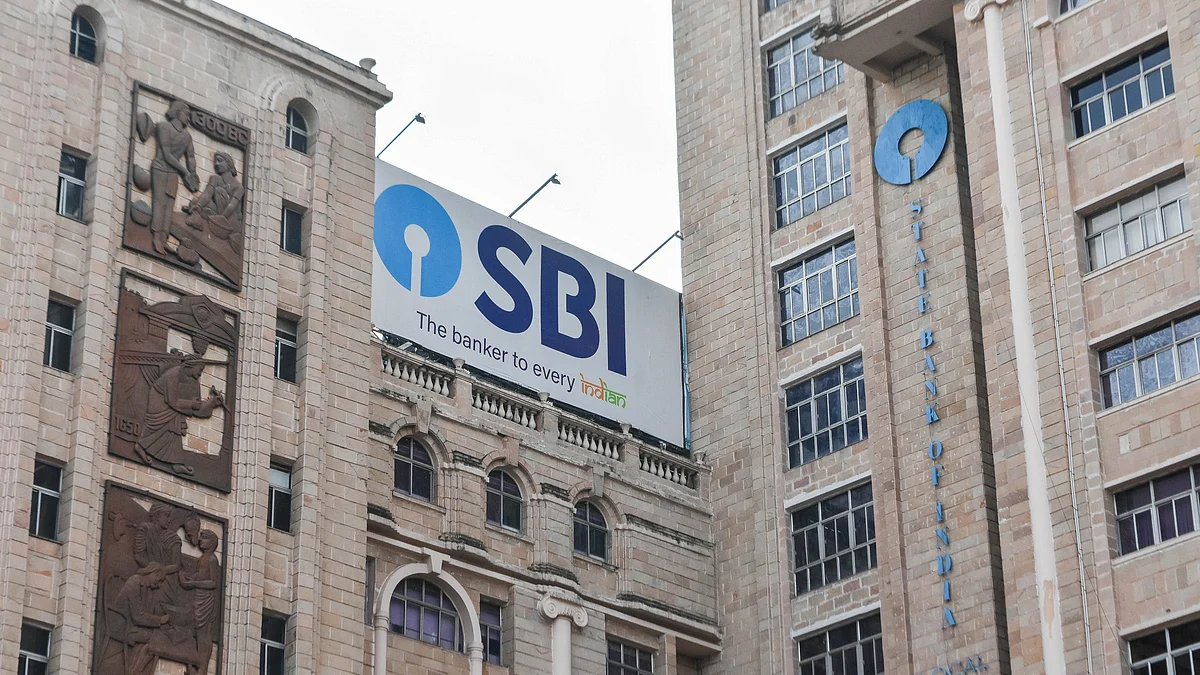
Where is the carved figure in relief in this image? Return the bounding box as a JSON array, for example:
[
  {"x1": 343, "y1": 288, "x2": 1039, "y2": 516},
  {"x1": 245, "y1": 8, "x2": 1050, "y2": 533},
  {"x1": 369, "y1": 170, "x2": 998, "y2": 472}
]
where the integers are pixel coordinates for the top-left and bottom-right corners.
[
  {"x1": 179, "y1": 529, "x2": 221, "y2": 675},
  {"x1": 177, "y1": 150, "x2": 245, "y2": 282},
  {"x1": 104, "y1": 562, "x2": 171, "y2": 675},
  {"x1": 147, "y1": 101, "x2": 200, "y2": 255},
  {"x1": 135, "y1": 353, "x2": 226, "y2": 477}
]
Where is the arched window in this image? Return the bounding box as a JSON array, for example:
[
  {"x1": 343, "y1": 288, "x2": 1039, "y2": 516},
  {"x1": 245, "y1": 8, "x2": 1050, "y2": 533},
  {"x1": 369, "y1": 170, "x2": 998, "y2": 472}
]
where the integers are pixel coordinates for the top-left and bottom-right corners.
[
  {"x1": 389, "y1": 577, "x2": 464, "y2": 652},
  {"x1": 285, "y1": 105, "x2": 308, "y2": 153},
  {"x1": 394, "y1": 437, "x2": 434, "y2": 502},
  {"x1": 485, "y1": 470, "x2": 522, "y2": 531},
  {"x1": 70, "y1": 11, "x2": 98, "y2": 63},
  {"x1": 573, "y1": 501, "x2": 608, "y2": 560}
]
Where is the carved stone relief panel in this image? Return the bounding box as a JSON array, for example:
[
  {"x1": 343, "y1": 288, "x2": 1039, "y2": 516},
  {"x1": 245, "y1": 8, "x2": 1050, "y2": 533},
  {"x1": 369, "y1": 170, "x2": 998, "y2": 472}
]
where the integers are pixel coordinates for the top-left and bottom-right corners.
[
  {"x1": 109, "y1": 271, "x2": 238, "y2": 492},
  {"x1": 92, "y1": 482, "x2": 227, "y2": 675},
  {"x1": 125, "y1": 83, "x2": 251, "y2": 290}
]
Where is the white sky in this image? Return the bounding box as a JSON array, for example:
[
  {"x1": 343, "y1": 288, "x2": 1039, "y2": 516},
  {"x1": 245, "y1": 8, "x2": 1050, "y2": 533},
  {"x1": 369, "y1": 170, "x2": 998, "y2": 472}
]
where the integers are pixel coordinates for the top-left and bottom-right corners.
[{"x1": 216, "y1": 0, "x2": 684, "y2": 291}]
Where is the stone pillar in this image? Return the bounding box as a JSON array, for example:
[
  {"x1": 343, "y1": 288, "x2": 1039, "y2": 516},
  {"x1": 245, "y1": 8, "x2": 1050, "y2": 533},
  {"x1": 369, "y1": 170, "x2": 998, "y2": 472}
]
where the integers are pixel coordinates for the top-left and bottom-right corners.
[{"x1": 537, "y1": 590, "x2": 589, "y2": 675}]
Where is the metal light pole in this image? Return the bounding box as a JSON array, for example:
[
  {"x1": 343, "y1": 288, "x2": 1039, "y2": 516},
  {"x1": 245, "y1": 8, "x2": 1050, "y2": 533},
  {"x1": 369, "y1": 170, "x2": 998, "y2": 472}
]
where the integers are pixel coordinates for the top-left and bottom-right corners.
[
  {"x1": 376, "y1": 112, "x2": 425, "y2": 159},
  {"x1": 509, "y1": 174, "x2": 560, "y2": 218}
]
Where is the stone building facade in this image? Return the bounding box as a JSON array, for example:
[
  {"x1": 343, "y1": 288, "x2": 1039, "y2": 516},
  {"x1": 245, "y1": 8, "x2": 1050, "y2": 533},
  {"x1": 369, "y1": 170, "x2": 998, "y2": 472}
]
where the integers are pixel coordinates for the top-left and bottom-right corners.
[{"x1": 675, "y1": 0, "x2": 1200, "y2": 672}]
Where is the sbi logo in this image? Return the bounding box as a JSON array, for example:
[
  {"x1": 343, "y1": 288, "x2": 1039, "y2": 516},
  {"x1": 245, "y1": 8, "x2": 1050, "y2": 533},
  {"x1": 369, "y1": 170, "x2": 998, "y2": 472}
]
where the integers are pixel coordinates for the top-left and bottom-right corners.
[
  {"x1": 873, "y1": 99, "x2": 948, "y2": 185},
  {"x1": 375, "y1": 184, "x2": 628, "y2": 375}
]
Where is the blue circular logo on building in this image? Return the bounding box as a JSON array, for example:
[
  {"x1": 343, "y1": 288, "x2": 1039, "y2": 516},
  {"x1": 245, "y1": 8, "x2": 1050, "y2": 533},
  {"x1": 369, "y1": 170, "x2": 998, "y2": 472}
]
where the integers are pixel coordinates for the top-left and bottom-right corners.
[
  {"x1": 375, "y1": 184, "x2": 462, "y2": 297},
  {"x1": 873, "y1": 99, "x2": 949, "y2": 186}
]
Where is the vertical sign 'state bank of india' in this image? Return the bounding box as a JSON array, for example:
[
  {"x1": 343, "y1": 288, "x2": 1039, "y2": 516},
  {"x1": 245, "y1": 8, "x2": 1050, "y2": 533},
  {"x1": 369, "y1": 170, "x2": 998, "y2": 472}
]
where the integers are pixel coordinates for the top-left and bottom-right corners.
[{"x1": 371, "y1": 161, "x2": 686, "y2": 446}]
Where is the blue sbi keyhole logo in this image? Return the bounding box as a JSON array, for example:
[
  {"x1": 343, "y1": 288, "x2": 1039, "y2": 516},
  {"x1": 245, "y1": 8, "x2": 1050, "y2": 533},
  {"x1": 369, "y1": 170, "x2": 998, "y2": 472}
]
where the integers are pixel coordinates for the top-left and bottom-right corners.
[
  {"x1": 375, "y1": 184, "x2": 463, "y2": 297},
  {"x1": 873, "y1": 99, "x2": 949, "y2": 186}
]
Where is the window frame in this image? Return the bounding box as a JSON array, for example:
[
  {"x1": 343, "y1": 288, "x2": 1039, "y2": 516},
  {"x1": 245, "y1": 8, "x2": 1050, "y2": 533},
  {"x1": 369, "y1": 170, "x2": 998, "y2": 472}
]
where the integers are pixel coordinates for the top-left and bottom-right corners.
[
  {"x1": 480, "y1": 599, "x2": 504, "y2": 665},
  {"x1": 286, "y1": 106, "x2": 309, "y2": 154},
  {"x1": 260, "y1": 613, "x2": 287, "y2": 675},
  {"x1": 1115, "y1": 464, "x2": 1200, "y2": 556},
  {"x1": 1070, "y1": 43, "x2": 1174, "y2": 139},
  {"x1": 29, "y1": 460, "x2": 63, "y2": 541},
  {"x1": 1128, "y1": 616, "x2": 1200, "y2": 675},
  {"x1": 19, "y1": 621, "x2": 51, "y2": 675},
  {"x1": 606, "y1": 638, "x2": 655, "y2": 675},
  {"x1": 56, "y1": 150, "x2": 87, "y2": 221},
  {"x1": 69, "y1": 12, "x2": 98, "y2": 63},
  {"x1": 485, "y1": 469, "x2": 523, "y2": 532},
  {"x1": 267, "y1": 463, "x2": 293, "y2": 533},
  {"x1": 274, "y1": 317, "x2": 299, "y2": 383},
  {"x1": 766, "y1": 30, "x2": 844, "y2": 118},
  {"x1": 1099, "y1": 311, "x2": 1200, "y2": 408},
  {"x1": 573, "y1": 501, "x2": 609, "y2": 561},
  {"x1": 388, "y1": 577, "x2": 465, "y2": 653},
  {"x1": 1085, "y1": 175, "x2": 1191, "y2": 271},
  {"x1": 790, "y1": 482, "x2": 877, "y2": 595},
  {"x1": 784, "y1": 355, "x2": 868, "y2": 468},
  {"x1": 43, "y1": 299, "x2": 75, "y2": 372},
  {"x1": 394, "y1": 437, "x2": 436, "y2": 502},
  {"x1": 280, "y1": 205, "x2": 304, "y2": 256},
  {"x1": 772, "y1": 124, "x2": 852, "y2": 227},
  {"x1": 778, "y1": 238, "x2": 859, "y2": 346},
  {"x1": 796, "y1": 613, "x2": 884, "y2": 675}
]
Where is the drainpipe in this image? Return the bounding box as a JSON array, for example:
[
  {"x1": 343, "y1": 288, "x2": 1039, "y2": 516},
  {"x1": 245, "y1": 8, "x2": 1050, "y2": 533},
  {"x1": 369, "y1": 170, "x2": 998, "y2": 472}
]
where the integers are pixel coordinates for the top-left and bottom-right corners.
[{"x1": 963, "y1": 0, "x2": 1067, "y2": 673}]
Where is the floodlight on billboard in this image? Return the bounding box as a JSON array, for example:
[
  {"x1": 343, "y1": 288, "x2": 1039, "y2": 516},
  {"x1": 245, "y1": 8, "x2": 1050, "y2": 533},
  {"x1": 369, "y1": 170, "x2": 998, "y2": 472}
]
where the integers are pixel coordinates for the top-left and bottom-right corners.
[{"x1": 372, "y1": 161, "x2": 685, "y2": 446}]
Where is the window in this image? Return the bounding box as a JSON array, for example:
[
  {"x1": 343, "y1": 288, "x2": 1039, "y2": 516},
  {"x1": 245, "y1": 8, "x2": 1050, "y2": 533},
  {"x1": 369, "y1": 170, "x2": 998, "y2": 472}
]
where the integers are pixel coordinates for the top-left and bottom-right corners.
[
  {"x1": 486, "y1": 470, "x2": 522, "y2": 531},
  {"x1": 260, "y1": 613, "x2": 287, "y2": 675},
  {"x1": 768, "y1": 31, "x2": 844, "y2": 118},
  {"x1": 791, "y1": 482, "x2": 876, "y2": 594},
  {"x1": 1129, "y1": 616, "x2": 1200, "y2": 675},
  {"x1": 389, "y1": 577, "x2": 464, "y2": 652},
  {"x1": 19, "y1": 622, "x2": 50, "y2": 675},
  {"x1": 274, "y1": 317, "x2": 298, "y2": 383},
  {"x1": 574, "y1": 501, "x2": 608, "y2": 560},
  {"x1": 607, "y1": 640, "x2": 654, "y2": 675},
  {"x1": 29, "y1": 461, "x2": 62, "y2": 541},
  {"x1": 43, "y1": 300, "x2": 74, "y2": 372},
  {"x1": 785, "y1": 357, "x2": 867, "y2": 468},
  {"x1": 280, "y1": 206, "x2": 303, "y2": 255},
  {"x1": 796, "y1": 614, "x2": 883, "y2": 675},
  {"x1": 773, "y1": 125, "x2": 851, "y2": 227},
  {"x1": 57, "y1": 150, "x2": 86, "y2": 221},
  {"x1": 267, "y1": 464, "x2": 292, "y2": 532},
  {"x1": 1099, "y1": 311, "x2": 1200, "y2": 407},
  {"x1": 286, "y1": 106, "x2": 309, "y2": 153},
  {"x1": 1086, "y1": 176, "x2": 1190, "y2": 270},
  {"x1": 480, "y1": 600, "x2": 503, "y2": 665},
  {"x1": 394, "y1": 437, "x2": 435, "y2": 502},
  {"x1": 779, "y1": 239, "x2": 859, "y2": 346},
  {"x1": 1071, "y1": 43, "x2": 1174, "y2": 138},
  {"x1": 1115, "y1": 463, "x2": 1200, "y2": 555},
  {"x1": 69, "y1": 12, "x2": 97, "y2": 63}
]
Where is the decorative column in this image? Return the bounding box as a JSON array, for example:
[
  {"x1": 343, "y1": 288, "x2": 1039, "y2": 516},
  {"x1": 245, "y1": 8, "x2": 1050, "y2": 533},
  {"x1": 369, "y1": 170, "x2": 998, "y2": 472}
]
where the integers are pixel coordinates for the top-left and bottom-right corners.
[
  {"x1": 537, "y1": 590, "x2": 589, "y2": 675},
  {"x1": 963, "y1": 0, "x2": 1066, "y2": 673}
]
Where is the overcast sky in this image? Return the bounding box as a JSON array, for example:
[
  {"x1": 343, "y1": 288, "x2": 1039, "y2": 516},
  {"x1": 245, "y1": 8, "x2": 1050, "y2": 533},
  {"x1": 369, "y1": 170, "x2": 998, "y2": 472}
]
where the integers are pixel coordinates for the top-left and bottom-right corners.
[{"x1": 216, "y1": 0, "x2": 683, "y2": 291}]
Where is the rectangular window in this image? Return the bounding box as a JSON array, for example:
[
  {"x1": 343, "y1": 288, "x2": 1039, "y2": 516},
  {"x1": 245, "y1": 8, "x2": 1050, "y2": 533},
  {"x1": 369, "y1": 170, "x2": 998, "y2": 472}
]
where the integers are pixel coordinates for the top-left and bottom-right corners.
[
  {"x1": 480, "y1": 600, "x2": 503, "y2": 665},
  {"x1": 19, "y1": 622, "x2": 51, "y2": 675},
  {"x1": 1099, "y1": 311, "x2": 1200, "y2": 407},
  {"x1": 43, "y1": 300, "x2": 75, "y2": 372},
  {"x1": 1128, "y1": 616, "x2": 1200, "y2": 675},
  {"x1": 267, "y1": 464, "x2": 292, "y2": 532},
  {"x1": 767, "y1": 31, "x2": 844, "y2": 118},
  {"x1": 607, "y1": 639, "x2": 654, "y2": 675},
  {"x1": 29, "y1": 461, "x2": 62, "y2": 541},
  {"x1": 1071, "y1": 43, "x2": 1174, "y2": 138},
  {"x1": 765, "y1": 0, "x2": 790, "y2": 9},
  {"x1": 1086, "y1": 175, "x2": 1190, "y2": 270},
  {"x1": 797, "y1": 613, "x2": 883, "y2": 675},
  {"x1": 785, "y1": 356, "x2": 867, "y2": 468},
  {"x1": 773, "y1": 125, "x2": 851, "y2": 227},
  {"x1": 260, "y1": 613, "x2": 287, "y2": 675},
  {"x1": 280, "y1": 206, "x2": 303, "y2": 255},
  {"x1": 1115, "y1": 463, "x2": 1200, "y2": 556},
  {"x1": 779, "y1": 239, "x2": 859, "y2": 346},
  {"x1": 1060, "y1": 0, "x2": 1088, "y2": 12},
  {"x1": 274, "y1": 317, "x2": 298, "y2": 383},
  {"x1": 57, "y1": 150, "x2": 87, "y2": 221},
  {"x1": 791, "y1": 482, "x2": 876, "y2": 594}
]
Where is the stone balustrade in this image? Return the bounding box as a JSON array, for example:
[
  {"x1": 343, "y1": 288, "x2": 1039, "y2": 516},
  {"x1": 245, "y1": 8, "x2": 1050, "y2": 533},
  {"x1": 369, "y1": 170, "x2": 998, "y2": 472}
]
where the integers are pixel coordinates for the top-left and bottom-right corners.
[
  {"x1": 380, "y1": 345, "x2": 454, "y2": 397},
  {"x1": 638, "y1": 447, "x2": 700, "y2": 489},
  {"x1": 470, "y1": 383, "x2": 540, "y2": 430},
  {"x1": 557, "y1": 417, "x2": 622, "y2": 460}
]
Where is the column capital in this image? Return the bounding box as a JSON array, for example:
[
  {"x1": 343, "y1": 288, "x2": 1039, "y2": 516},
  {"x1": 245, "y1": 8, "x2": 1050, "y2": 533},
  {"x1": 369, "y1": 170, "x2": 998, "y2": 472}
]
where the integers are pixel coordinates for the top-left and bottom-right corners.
[
  {"x1": 964, "y1": 0, "x2": 1008, "y2": 22},
  {"x1": 537, "y1": 589, "x2": 588, "y2": 629}
]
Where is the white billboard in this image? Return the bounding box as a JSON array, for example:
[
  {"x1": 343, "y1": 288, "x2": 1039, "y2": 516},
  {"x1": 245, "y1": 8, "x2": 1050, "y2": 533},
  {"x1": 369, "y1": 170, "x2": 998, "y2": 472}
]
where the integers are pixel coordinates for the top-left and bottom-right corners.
[{"x1": 372, "y1": 161, "x2": 685, "y2": 446}]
